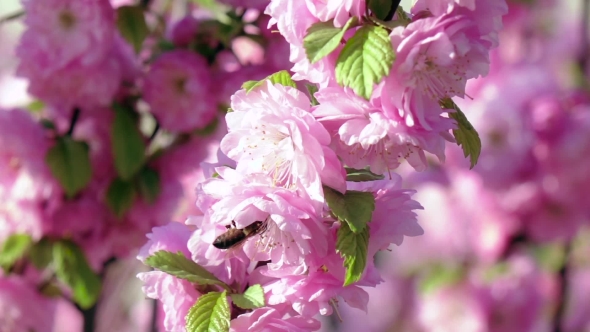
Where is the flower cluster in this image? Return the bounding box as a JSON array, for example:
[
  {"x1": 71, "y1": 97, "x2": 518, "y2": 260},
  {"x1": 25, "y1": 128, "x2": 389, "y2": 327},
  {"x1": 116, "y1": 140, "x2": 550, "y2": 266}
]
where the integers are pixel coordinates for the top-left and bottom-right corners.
[
  {"x1": 0, "y1": 0, "x2": 292, "y2": 325},
  {"x1": 320, "y1": 0, "x2": 590, "y2": 330},
  {"x1": 137, "y1": 0, "x2": 507, "y2": 330}
]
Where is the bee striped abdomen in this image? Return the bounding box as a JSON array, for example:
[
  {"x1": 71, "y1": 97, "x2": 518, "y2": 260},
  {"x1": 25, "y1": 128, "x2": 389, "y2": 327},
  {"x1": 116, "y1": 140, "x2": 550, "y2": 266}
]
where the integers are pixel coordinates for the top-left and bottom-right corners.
[
  {"x1": 213, "y1": 228, "x2": 247, "y2": 249},
  {"x1": 212, "y1": 221, "x2": 266, "y2": 250}
]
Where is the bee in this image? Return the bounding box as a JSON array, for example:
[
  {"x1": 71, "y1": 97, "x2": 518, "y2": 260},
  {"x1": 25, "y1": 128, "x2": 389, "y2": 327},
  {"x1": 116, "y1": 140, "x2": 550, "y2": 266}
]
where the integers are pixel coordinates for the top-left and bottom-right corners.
[{"x1": 213, "y1": 220, "x2": 267, "y2": 250}]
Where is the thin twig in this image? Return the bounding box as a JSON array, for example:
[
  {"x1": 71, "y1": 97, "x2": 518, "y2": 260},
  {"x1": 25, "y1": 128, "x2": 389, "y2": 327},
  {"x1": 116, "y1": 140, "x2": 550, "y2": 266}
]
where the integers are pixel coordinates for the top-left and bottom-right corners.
[
  {"x1": 552, "y1": 241, "x2": 572, "y2": 332},
  {"x1": 66, "y1": 107, "x2": 81, "y2": 136},
  {"x1": 0, "y1": 11, "x2": 24, "y2": 25}
]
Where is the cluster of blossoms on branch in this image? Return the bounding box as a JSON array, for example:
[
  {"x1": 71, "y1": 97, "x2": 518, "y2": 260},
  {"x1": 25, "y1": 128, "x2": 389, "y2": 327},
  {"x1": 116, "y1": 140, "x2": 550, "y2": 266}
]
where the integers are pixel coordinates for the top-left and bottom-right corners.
[
  {"x1": 325, "y1": 0, "x2": 590, "y2": 330},
  {"x1": 136, "y1": 0, "x2": 508, "y2": 331},
  {"x1": 0, "y1": 0, "x2": 292, "y2": 328}
]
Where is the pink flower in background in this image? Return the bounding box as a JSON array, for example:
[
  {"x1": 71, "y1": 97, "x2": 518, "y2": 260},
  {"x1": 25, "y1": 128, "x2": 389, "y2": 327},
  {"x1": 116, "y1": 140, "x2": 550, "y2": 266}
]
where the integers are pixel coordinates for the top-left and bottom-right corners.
[
  {"x1": 0, "y1": 109, "x2": 57, "y2": 242},
  {"x1": 0, "y1": 275, "x2": 82, "y2": 332},
  {"x1": 222, "y1": 81, "x2": 346, "y2": 203},
  {"x1": 472, "y1": 255, "x2": 544, "y2": 332},
  {"x1": 143, "y1": 50, "x2": 216, "y2": 132},
  {"x1": 416, "y1": 282, "x2": 488, "y2": 332},
  {"x1": 18, "y1": 0, "x2": 115, "y2": 73},
  {"x1": 230, "y1": 307, "x2": 321, "y2": 331},
  {"x1": 16, "y1": 0, "x2": 129, "y2": 110}
]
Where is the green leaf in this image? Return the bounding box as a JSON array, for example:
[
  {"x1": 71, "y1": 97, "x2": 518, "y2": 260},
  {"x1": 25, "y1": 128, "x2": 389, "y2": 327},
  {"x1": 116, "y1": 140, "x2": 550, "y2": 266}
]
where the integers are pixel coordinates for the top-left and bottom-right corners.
[
  {"x1": 419, "y1": 264, "x2": 464, "y2": 294},
  {"x1": 136, "y1": 167, "x2": 160, "y2": 204},
  {"x1": 335, "y1": 25, "x2": 395, "y2": 100},
  {"x1": 27, "y1": 100, "x2": 45, "y2": 113},
  {"x1": 242, "y1": 70, "x2": 297, "y2": 93},
  {"x1": 46, "y1": 137, "x2": 92, "y2": 198},
  {"x1": 229, "y1": 284, "x2": 265, "y2": 310},
  {"x1": 440, "y1": 98, "x2": 481, "y2": 169},
  {"x1": 305, "y1": 83, "x2": 319, "y2": 106},
  {"x1": 106, "y1": 177, "x2": 137, "y2": 217},
  {"x1": 186, "y1": 291, "x2": 230, "y2": 332},
  {"x1": 336, "y1": 222, "x2": 369, "y2": 286},
  {"x1": 112, "y1": 104, "x2": 146, "y2": 180},
  {"x1": 345, "y1": 167, "x2": 385, "y2": 182},
  {"x1": 40, "y1": 119, "x2": 56, "y2": 130},
  {"x1": 0, "y1": 234, "x2": 32, "y2": 270},
  {"x1": 53, "y1": 240, "x2": 101, "y2": 309},
  {"x1": 189, "y1": 0, "x2": 232, "y2": 24},
  {"x1": 323, "y1": 187, "x2": 375, "y2": 233},
  {"x1": 116, "y1": 5, "x2": 149, "y2": 54},
  {"x1": 29, "y1": 238, "x2": 53, "y2": 270},
  {"x1": 369, "y1": 0, "x2": 400, "y2": 21},
  {"x1": 303, "y1": 17, "x2": 357, "y2": 64},
  {"x1": 145, "y1": 251, "x2": 230, "y2": 290},
  {"x1": 395, "y1": 6, "x2": 411, "y2": 26},
  {"x1": 194, "y1": 117, "x2": 219, "y2": 136}
]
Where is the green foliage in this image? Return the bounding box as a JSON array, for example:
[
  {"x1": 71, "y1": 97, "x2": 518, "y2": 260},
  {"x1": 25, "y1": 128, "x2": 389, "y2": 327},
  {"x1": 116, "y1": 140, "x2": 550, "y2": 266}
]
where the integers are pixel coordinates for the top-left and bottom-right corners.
[
  {"x1": 145, "y1": 251, "x2": 230, "y2": 291},
  {"x1": 106, "y1": 177, "x2": 137, "y2": 217},
  {"x1": 336, "y1": 222, "x2": 370, "y2": 286},
  {"x1": 112, "y1": 104, "x2": 146, "y2": 180},
  {"x1": 136, "y1": 167, "x2": 161, "y2": 204},
  {"x1": 305, "y1": 83, "x2": 320, "y2": 106},
  {"x1": 419, "y1": 264, "x2": 465, "y2": 294},
  {"x1": 0, "y1": 234, "x2": 32, "y2": 270},
  {"x1": 53, "y1": 240, "x2": 101, "y2": 309},
  {"x1": 303, "y1": 17, "x2": 357, "y2": 64},
  {"x1": 45, "y1": 137, "x2": 92, "y2": 198},
  {"x1": 229, "y1": 284, "x2": 265, "y2": 310},
  {"x1": 29, "y1": 238, "x2": 53, "y2": 270},
  {"x1": 185, "y1": 291, "x2": 231, "y2": 332},
  {"x1": 368, "y1": 0, "x2": 400, "y2": 21},
  {"x1": 242, "y1": 70, "x2": 297, "y2": 93},
  {"x1": 116, "y1": 5, "x2": 149, "y2": 53},
  {"x1": 440, "y1": 98, "x2": 481, "y2": 169},
  {"x1": 335, "y1": 25, "x2": 395, "y2": 99},
  {"x1": 323, "y1": 187, "x2": 375, "y2": 233},
  {"x1": 345, "y1": 167, "x2": 385, "y2": 181}
]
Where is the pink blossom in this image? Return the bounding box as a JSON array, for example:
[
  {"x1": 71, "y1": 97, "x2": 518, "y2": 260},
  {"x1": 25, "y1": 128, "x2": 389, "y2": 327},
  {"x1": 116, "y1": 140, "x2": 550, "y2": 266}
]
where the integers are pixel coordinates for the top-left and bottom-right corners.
[
  {"x1": 137, "y1": 221, "x2": 192, "y2": 261},
  {"x1": 313, "y1": 86, "x2": 450, "y2": 173},
  {"x1": 137, "y1": 271, "x2": 200, "y2": 332},
  {"x1": 388, "y1": 13, "x2": 491, "y2": 102},
  {"x1": 0, "y1": 109, "x2": 56, "y2": 242},
  {"x1": 168, "y1": 16, "x2": 199, "y2": 47},
  {"x1": 15, "y1": 0, "x2": 128, "y2": 110},
  {"x1": 411, "y1": 0, "x2": 508, "y2": 47},
  {"x1": 196, "y1": 168, "x2": 327, "y2": 271},
  {"x1": 18, "y1": 0, "x2": 115, "y2": 74},
  {"x1": 0, "y1": 275, "x2": 82, "y2": 332},
  {"x1": 416, "y1": 282, "x2": 488, "y2": 332},
  {"x1": 263, "y1": 266, "x2": 369, "y2": 317},
  {"x1": 230, "y1": 307, "x2": 321, "y2": 332},
  {"x1": 265, "y1": 0, "x2": 341, "y2": 86},
  {"x1": 346, "y1": 176, "x2": 424, "y2": 255},
  {"x1": 472, "y1": 255, "x2": 544, "y2": 332},
  {"x1": 137, "y1": 223, "x2": 200, "y2": 332},
  {"x1": 222, "y1": 81, "x2": 346, "y2": 204},
  {"x1": 304, "y1": 0, "x2": 366, "y2": 28},
  {"x1": 142, "y1": 50, "x2": 216, "y2": 132}
]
